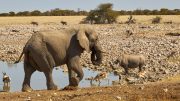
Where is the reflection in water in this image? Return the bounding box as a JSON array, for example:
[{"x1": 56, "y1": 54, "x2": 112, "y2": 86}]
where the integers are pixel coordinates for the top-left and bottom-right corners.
[
  {"x1": 0, "y1": 61, "x2": 119, "y2": 92},
  {"x1": 6, "y1": 63, "x2": 14, "y2": 68}
]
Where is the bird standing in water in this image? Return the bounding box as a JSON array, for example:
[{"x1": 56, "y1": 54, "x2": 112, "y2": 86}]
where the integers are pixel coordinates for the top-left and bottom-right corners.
[
  {"x1": 2, "y1": 72, "x2": 11, "y2": 92},
  {"x1": 94, "y1": 72, "x2": 108, "y2": 86}
]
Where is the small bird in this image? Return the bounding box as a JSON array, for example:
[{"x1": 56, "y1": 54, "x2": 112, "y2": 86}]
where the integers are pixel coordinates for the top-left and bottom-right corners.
[
  {"x1": 93, "y1": 72, "x2": 108, "y2": 86},
  {"x1": 2, "y1": 72, "x2": 11, "y2": 83},
  {"x1": 2, "y1": 72, "x2": 11, "y2": 92}
]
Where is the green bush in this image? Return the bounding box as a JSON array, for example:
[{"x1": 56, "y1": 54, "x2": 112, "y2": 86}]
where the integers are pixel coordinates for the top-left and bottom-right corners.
[{"x1": 82, "y1": 3, "x2": 118, "y2": 24}]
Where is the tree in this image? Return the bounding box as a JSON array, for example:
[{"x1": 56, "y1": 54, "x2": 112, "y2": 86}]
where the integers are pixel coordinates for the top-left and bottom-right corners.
[
  {"x1": 9, "y1": 11, "x2": 15, "y2": 16},
  {"x1": 152, "y1": 10, "x2": 159, "y2": 15},
  {"x1": 43, "y1": 11, "x2": 51, "y2": 16},
  {"x1": 16, "y1": 11, "x2": 30, "y2": 16},
  {"x1": 0, "y1": 13, "x2": 9, "y2": 16},
  {"x1": 31, "y1": 10, "x2": 41, "y2": 16},
  {"x1": 83, "y1": 3, "x2": 118, "y2": 24},
  {"x1": 160, "y1": 8, "x2": 169, "y2": 15}
]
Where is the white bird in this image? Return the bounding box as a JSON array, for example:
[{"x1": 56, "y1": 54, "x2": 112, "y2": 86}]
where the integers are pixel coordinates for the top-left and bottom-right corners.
[
  {"x1": 2, "y1": 72, "x2": 11, "y2": 84},
  {"x1": 2, "y1": 72, "x2": 11, "y2": 92}
]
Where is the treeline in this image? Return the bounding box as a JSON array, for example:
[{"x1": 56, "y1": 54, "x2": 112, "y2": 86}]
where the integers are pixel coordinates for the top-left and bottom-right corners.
[
  {"x1": 0, "y1": 8, "x2": 88, "y2": 16},
  {"x1": 117, "y1": 8, "x2": 180, "y2": 15},
  {"x1": 0, "y1": 8, "x2": 180, "y2": 16}
]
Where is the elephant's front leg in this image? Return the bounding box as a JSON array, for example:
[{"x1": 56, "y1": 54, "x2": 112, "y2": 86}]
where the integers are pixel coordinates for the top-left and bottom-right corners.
[
  {"x1": 44, "y1": 70, "x2": 58, "y2": 90},
  {"x1": 64, "y1": 56, "x2": 84, "y2": 90},
  {"x1": 68, "y1": 68, "x2": 78, "y2": 86}
]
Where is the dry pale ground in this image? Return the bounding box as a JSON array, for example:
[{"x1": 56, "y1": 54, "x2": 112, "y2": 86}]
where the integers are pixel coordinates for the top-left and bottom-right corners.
[
  {"x1": 117, "y1": 15, "x2": 180, "y2": 24},
  {"x1": 0, "y1": 16, "x2": 180, "y2": 101},
  {"x1": 0, "y1": 16, "x2": 86, "y2": 25},
  {"x1": 0, "y1": 75, "x2": 179, "y2": 101},
  {"x1": 0, "y1": 15, "x2": 180, "y2": 25}
]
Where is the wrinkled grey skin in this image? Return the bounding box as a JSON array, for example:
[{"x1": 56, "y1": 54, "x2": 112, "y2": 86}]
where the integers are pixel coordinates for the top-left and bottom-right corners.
[
  {"x1": 114, "y1": 54, "x2": 145, "y2": 74},
  {"x1": 15, "y1": 27, "x2": 103, "y2": 92}
]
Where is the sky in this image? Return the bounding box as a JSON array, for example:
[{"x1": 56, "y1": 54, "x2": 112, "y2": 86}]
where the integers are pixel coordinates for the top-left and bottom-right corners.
[{"x1": 0, "y1": 0, "x2": 179, "y2": 13}]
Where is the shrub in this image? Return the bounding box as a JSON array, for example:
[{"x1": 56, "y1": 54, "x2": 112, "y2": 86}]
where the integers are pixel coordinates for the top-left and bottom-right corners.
[{"x1": 82, "y1": 3, "x2": 118, "y2": 24}]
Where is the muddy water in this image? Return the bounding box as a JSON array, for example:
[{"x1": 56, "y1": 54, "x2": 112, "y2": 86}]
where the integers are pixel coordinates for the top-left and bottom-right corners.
[{"x1": 0, "y1": 61, "x2": 119, "y2": 92}]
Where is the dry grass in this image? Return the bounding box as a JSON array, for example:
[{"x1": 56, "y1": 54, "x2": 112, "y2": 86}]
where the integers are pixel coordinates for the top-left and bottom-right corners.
[
  {"x1": 0, "y1": 16, "x2": 86, "y2": 25},
  {"x1": 117, "y1": 15, "x2": 180, "y2": 24},
  {"x1": 167, "y1": 56, "x2": 180, "y2": 63},
  {"x1": 161, "y1": 74, "x2": 180, "y2": 83},
  {"x1": 0, "y1": 15, "x2": 180, "y2": 25}
]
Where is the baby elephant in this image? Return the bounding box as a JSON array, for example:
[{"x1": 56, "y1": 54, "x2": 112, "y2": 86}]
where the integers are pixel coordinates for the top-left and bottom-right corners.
[{"x1": 114, "y1": 54, "x2": 145, "y2": 74}]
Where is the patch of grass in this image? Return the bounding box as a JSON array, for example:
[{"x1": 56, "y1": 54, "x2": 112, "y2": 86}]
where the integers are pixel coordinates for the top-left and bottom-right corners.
[
  {"x1": 117, "y1": 15, "x2": 180, "y2": 24},
  {"x1": 0, "y1": 15, "x2": 180, "y2": 25},
  {"x1": 167, "y1": 56, "x2": 180, "y2": 63},
  {"x1": 0, "y1": 16, "x2": 86, "y2": 25},
  {"x1": 161, "y1": 75, "x2": 180, "y2": 83}
]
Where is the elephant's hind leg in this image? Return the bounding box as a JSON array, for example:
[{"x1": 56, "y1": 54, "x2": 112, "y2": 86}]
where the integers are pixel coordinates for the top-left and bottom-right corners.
[
  {"x1": 44, "y1": 70, "x2": 58, "y2": 90},
  {"x1": 32, "y1": 52, "x2": 58, "y2": 90},
  {"x1": 22, "y1": 58, "x2": 35, "y2": 92}
]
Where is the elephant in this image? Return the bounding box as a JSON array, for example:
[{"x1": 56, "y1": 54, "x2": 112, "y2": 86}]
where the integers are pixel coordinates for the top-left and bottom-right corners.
[
  {"x1": 14, "y1": 27, "x2": 103, "y2": 92},
  {"x1": 114, "y1": 54, "x2": 145, "y2": 74}
]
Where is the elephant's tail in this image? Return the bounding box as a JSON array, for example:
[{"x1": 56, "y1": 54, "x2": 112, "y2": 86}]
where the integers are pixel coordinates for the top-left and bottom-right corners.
[
  {"x1": 14, "y1": 51, "x2": 24, "y2": 64},
  {"x1": 14, "y1": 46, "x2": 27, "y2": 64}
]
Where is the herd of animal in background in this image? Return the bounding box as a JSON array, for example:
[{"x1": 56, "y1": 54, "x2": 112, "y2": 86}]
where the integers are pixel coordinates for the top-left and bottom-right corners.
[
  {"x1": 30, "y1": 20, "x2": 68, "y2": 26},
  {"x1": 30, "y1": 15, "x2": 175, "y2": 26}
]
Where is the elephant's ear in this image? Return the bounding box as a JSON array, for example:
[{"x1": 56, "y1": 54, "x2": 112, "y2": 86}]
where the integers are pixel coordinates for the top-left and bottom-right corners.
[{"x1": 77, "y1": 29, "x2": 90, "y2": 52}]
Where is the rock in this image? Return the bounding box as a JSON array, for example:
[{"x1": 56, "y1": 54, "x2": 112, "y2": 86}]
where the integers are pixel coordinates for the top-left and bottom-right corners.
[
  {"x1": 113, "y1": 69, "x2": 122, "y2": 75},
  {"x1": 25, "y1": 97, "x2": 31, "y2": 101},
  {"x1": 112, "y1": 80, "x2": 120, "y2": 85},
  {"x1": 115, "y1": 96, "x2": 122, "y2": 100},
  {"x1": 49, "y1": 98, "x2": 52, "y2": 101},
  {"x1": 54, "y1": 93, "x2": 57, "y2": 95},
  {"x1": 125, "y1": 77, "x2": 138, "y2": 84},
  {"x1": 163, "y1": 88, "x2": 168, "y2": 92},
  {"x1": 139, "y1": 86, "x2": 144, "y2": 90},
  {"x1": 163, "y1": 70, "x2": 169, "y2": 74},
  {"x1": 36, "y1": 93, "x2": 41, "y2": 97}
]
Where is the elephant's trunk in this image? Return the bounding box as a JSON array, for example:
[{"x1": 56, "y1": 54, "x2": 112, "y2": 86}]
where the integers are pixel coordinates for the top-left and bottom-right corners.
[{"x1": 91, "y1": 43, "x2": 103, "y2": 65}]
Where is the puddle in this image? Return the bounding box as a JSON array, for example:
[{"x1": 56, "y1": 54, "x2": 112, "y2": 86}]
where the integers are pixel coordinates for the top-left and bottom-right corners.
[{"x1": 0, "y1": 61, "x2": 119, "y2": 92}]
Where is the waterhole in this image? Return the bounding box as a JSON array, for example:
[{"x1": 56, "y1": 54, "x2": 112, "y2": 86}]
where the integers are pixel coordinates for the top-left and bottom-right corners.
[{"x1": 0, "y1": 61, "x2": 119, "y2": 92}]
